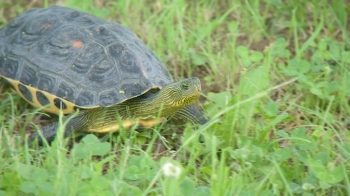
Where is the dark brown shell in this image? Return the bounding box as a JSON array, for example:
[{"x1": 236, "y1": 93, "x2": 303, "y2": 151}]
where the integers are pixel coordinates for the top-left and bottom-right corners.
[{"x1": 0, "y1": 6, "x2": 173, "y2": 108}]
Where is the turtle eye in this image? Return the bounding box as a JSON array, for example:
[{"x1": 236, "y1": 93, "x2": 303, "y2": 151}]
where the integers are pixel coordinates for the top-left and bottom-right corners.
[{"x1": 181, "y1": 83, "x2": 189, "y2": 90}]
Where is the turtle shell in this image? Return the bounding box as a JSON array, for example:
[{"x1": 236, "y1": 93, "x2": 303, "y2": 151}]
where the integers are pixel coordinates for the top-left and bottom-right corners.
[{"x1": 0, "y1": 6, "x2": 173, "y2": 114}]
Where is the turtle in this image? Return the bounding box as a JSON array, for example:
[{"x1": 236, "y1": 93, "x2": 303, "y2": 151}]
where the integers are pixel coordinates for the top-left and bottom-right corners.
[{"x1": 0, "y1": 6, "x2": 207, "y2": 144}]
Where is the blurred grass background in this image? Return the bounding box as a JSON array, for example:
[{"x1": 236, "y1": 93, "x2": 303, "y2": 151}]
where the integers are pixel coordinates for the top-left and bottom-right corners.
[{"x1": 1, "y1": 0, "x2": 350, "y2": 195}]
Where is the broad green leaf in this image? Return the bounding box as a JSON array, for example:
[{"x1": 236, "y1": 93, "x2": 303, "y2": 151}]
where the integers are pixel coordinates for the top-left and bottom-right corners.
[
  {"x1": 271, "y1": 38, "x2": 290, "y2": 58},
  {"x1": 277, "y1": 130, "x2": 289, "y2": 138},
  {"x1": 180, "y1": 178, "x2": 195, "y2": 195},
  {"x1": 318, "y1": 39, "x2": 327, "y2": 51},
  {"x1": 20, "y1": 181, "x2": 36, "y2": 194},
  {"x1": 309, "y1": 160, "x2": 344, "y2": 184},
  {"x1": 271, "y1": 147, "x2": 292, "y2": 161},
  {"x1": 319, "y1": 180, "x2": 332, "y2": 189},
  {"x1": 264, "y1": 101, "x2": 278, "y2": 116},
  {"x1": 250, "y1": 51, "x2": 264, "y2": 62},
  {"x1": 237, "y1": 46, "x2": 249, "y2": 57},
  {"x1": 240, "y1": 66, "x2": 270, "y2": 95},
  {"x1": 91, "y1": 142, "x2": 111, "y2": 156},
  {"x1": 189, "y1": 50, "x2": 206, "y2": 66},
  {"x1": 82, "y1": 134, "x2": 100, "y2": 144},
  {"x1": 0, "y1": 190, "x2": 6, "y2": 196},
  {"x1": 15, "y1": 163, "x2": 33, "y2": 180},
  {"x1": 195, "y1": 186, "x2": 211, "y2": 196},
  {"x1": 288, "y1": 182, "x2": 303, "y2": 193},
  {"x1": 207, "y1": 92, "x2": 232, "y2": 109},
  {"x1": 124, "y1": 165, "x2": 141, "y2": 181},
  {"x1": 310, "y1": 87, "x2": 324, "y2": 98},
  {"x1": 73, "y1": 134, "x2": 111, "y2": 158}
]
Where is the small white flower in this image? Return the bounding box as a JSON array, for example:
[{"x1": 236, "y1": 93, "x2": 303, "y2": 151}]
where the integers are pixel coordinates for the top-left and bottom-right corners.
[
  {"x1": 162, "y1": 162, "x2": 181, "y2": 179},
  {"x1": 302, "y1": 183, "x2": 315, "y2": 191}
]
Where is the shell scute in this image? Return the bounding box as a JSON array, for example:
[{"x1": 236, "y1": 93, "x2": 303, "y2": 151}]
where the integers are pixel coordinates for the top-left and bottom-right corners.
[
  {"x1": 99, "y1": 90, "x2": 121, "y2": 107},
  {"x1": 55, "y1": 80, "x2": 78, "y2": 101},
  {"x1": 37, "y1": 74, "x2": 58, "y2": 93},
  {"x1": 87, "y1": 58, "x2": 119, "y2": 89},
  {"x1": 1, "y1": 57, "x2": 20, "y2": 79},
  {"x1": 65, "y1": 42, "x2": 105, "y2": 83},
  {"x1": 75, "y1": 90, "x2": 96, "y2": 107},
  {"x1": 20, "y1": 62, "x2": 38, "y2": 85}
]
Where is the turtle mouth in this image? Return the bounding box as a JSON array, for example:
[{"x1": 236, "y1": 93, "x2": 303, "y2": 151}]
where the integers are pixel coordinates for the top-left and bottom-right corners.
[{"x1": 195, "y1": 82, "x2": 201, "y2": 92}]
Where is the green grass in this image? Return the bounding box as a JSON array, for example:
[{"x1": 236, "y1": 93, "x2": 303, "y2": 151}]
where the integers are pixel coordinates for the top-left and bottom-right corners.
[{"x1": 1, "y1": 0, "x2": 350, "y2": 195}]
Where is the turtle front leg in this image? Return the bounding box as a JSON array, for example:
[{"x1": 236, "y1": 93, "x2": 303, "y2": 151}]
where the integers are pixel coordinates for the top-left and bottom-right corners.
[{"x1": 170, "y1": 104, "x2": 207, "y2": 125}]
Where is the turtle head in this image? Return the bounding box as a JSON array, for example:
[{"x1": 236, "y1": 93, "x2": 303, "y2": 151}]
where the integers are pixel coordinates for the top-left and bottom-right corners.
[
  {"x1": 160, "y1": 77, "x2": 201, "y2": 106},
  {"x1": 151, "y1": 77, "x2": 201, "y2": 117}
]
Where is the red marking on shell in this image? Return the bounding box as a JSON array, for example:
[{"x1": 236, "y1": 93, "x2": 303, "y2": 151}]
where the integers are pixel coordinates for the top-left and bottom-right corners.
[
  {"x1": 72, "y1": 40, "x2": 84, "y2": 49},
  {"x1": 42, "y1": 23, "x2": 54, "y2": 29}
]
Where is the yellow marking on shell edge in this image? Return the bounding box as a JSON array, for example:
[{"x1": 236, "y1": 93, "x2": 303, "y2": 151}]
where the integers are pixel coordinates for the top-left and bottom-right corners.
[
  {"x1": 3, "y1": 77, "x2": 76, "y2": 115},
  {"x1": 87, "y1": 117, "x2": 166, "y2": 133}
]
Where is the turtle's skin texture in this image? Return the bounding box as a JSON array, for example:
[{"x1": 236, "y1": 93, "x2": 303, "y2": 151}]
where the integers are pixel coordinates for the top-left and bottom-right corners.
[{"x1": 0, "y1": 6, "x2": 207, "y2": 144}]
